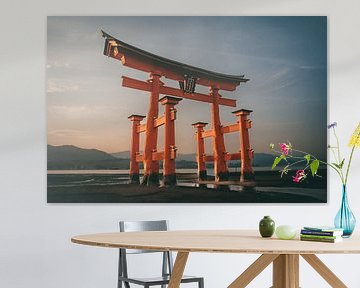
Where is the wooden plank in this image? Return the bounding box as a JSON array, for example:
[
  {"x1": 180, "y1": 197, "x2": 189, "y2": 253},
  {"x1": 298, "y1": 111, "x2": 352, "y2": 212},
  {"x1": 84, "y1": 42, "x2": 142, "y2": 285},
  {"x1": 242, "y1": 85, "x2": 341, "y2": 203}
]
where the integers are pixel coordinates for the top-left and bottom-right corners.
[
  {"x1": 122, "y1": 76, "x2": 237, "y2": 107},
  {"x1": 301, "y1": 254, "x2": 347, "y2": 288},
  {"x1": 135, "y1": 154, "x2": 143, "y2": 162},
  {"x1": 222, "y1": 123, "x2": 239, "y2": 134},
  {"x1": 273, "y1": 254, "x2": 286, "y2": 288},
  {"x1": 160, "y1": 85, "x2": 236, "y2": 107},
  {"x1": 154, "y1": 115, "x2": 165, "y2": 128},
  {"x1": 202, "y1": 130, "x2": 215, "y2": 138},
  {"x1": 136, "y1": 123, "x2": 146, "y2": 133},
  {"x1": 228, "y1": 254, "x2": 279, "y2": 288},
  {"x1": 225, "y1": 153, "x2": 241, "y2": 161},
  {"x1": 152, "y1": 151, "x2": 164, "y2": 161},
  {"x1": 288, "y1": 255, "x2": 299, "y2": 288},
  {"x1": 204, "y1": 155, "x2": 214, "y2": 162},
  {"x1": 273, "y1": 255, "x2": 299, "y2": 288},
  {"x1": 168, "y1": 252, "x2": 189, "y2": 288},
  {"x1": 122, "y1": 76, "x2": 151, "y2": 92}
]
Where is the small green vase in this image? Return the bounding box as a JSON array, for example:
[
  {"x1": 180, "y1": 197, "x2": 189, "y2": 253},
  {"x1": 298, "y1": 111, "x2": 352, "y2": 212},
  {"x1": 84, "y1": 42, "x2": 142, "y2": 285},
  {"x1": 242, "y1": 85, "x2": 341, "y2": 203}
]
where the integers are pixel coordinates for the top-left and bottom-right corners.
[{"x1": 259, "y1": 216, "x2": 275, "y2": 238}]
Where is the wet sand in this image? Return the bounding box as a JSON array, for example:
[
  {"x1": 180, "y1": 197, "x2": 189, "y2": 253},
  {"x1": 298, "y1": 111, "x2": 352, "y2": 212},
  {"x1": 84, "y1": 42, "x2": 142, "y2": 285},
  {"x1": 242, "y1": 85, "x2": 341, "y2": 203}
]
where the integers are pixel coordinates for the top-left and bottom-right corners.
[{"x1": 47, "y1": 170, "x2": 326, "y2": 203}]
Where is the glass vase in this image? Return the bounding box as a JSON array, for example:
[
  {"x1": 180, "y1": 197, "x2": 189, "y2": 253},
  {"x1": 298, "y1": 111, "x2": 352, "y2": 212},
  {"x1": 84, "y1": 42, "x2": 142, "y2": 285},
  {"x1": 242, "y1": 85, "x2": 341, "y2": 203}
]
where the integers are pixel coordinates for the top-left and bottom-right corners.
[{"x1": 334, "y1": 185, "x2": 356, "y2": 237}]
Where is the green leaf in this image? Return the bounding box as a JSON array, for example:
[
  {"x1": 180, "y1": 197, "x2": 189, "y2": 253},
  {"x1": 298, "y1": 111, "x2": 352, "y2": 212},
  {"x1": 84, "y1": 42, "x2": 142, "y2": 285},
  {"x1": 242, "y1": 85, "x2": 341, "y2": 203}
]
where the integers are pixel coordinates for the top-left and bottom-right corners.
[
  {"x1": 310, "y1": 159, "x2": 320, "y2": 176},
  {"x1": 332, "y1": 159, "x2": 345, "y2": 169},
  {"x1": 339, "y1": 158, "x2": 345, "y2": 169},
  {"x1": 304, "y1": 154, "x2": 311, "y2": 164},
  {"x1": 269, "y1": 143, "x2": 275, "y2": 149},
  {"x1": 272, "y1": 154, "x2": 285, "y2": 170},
  {"x1": 332, "y1": 162, "x2": 340, "y2": 169}
]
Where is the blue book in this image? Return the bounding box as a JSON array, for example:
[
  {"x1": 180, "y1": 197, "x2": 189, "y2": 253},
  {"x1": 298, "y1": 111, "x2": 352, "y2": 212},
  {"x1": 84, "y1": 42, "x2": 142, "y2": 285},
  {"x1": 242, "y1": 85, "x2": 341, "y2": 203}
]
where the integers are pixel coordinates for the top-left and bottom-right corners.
[{"x1": 302, "y1": 226, "x2": 343, "y2": 236}]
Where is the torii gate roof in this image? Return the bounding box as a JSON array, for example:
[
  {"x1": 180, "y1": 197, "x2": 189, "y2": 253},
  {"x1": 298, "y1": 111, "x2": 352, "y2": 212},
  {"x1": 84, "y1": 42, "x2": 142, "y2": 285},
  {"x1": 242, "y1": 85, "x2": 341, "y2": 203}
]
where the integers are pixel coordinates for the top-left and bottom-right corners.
[{"x1": 102, "y1": 30, "x2": 249, "y2": 91}]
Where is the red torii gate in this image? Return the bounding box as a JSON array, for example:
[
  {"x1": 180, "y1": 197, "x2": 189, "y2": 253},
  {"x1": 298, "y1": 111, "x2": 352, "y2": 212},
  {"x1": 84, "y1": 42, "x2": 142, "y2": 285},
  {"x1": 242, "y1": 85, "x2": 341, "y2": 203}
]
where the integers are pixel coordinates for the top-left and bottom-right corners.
[{"x1": 101, "y1": 31, "x2": 253, "y2": 186}]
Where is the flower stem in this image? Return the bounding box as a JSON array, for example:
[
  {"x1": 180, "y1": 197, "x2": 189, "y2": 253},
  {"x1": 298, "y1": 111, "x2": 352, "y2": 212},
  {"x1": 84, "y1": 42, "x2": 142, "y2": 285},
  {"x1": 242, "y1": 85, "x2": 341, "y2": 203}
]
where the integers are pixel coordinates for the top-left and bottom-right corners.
[
  {"x1": 333, "y1": 127, "x2": 342, "y2": 164},
  {"x1": 330, "y1": 147, "x2": 339, "y2": 164},
  {"x1": 332, "y1": 127, "x2": 346, "y2": 182}
]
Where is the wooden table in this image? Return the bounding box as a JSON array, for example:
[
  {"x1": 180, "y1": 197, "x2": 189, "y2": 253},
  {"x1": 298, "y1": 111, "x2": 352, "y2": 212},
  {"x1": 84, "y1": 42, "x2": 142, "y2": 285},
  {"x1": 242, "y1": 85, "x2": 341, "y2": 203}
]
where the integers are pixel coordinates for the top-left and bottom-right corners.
[{"x1": 71, "y1": 230, "x2": 360, "y2": 288}]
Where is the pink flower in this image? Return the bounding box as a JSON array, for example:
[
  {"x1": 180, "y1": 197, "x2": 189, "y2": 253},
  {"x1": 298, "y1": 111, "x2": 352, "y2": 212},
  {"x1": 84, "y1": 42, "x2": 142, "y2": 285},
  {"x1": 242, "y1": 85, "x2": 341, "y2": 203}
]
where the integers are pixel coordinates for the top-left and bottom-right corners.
[
  {"x1": 279, "y1": 143, "x2": 290, "y2": 155},
  {"x1": 293, "y1": 170, "x2": 306, "y2": 183}
]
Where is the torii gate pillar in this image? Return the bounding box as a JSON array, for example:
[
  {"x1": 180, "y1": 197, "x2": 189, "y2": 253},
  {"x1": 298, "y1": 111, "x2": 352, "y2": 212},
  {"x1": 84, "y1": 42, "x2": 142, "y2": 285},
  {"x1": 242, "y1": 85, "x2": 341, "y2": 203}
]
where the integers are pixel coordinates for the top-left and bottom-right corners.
[
  {"x1": 210, "y1": 87, "x2": 229, "y2": 182},
  {"x1": 233, "y1": 109, "x2": 255, "y2": 182},
  {"x1": 192, "y1": 122, "x2": 208, "y2": 182},
  {"x1": 142, "y1": 73, "x2": 163, "y2": 186},
  {"x1": 160, "y1": 96, "x2": 182, "y2": 186},
  {"x1": 128, "y1": 114, "x2": 146, "y2": 184}
]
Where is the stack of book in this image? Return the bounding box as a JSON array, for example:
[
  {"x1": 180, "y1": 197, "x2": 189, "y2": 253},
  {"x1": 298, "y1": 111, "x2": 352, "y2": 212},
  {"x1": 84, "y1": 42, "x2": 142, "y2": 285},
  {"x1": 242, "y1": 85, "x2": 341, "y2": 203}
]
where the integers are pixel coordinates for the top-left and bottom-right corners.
[{"x1": 300, "y1": 226, "x2": 344, "y2": 243}]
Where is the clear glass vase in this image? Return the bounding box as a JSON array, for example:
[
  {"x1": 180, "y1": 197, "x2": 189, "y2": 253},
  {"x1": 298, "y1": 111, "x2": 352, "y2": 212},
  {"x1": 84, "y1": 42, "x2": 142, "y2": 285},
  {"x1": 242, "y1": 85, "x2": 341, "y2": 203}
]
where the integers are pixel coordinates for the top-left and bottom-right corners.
[{"x1": 334, "y1": 185, "x2": 356, "y2": 237}]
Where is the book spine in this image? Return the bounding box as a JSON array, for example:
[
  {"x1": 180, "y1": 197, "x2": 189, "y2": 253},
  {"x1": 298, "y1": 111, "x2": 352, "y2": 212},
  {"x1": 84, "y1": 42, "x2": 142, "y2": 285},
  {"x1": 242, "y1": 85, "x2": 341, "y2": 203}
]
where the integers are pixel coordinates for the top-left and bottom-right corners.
[
  {"x1": 301, "y1": 230, "x2": 336, "y2": 236},
  {"x1": 300, "y1": 237, "x2": 337, "y2": 243}
]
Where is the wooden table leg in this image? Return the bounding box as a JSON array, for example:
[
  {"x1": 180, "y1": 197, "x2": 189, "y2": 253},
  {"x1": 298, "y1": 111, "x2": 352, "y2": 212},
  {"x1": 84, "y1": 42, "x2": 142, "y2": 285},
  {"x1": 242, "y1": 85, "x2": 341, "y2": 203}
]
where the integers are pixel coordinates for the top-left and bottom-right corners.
[
  {"x1": 168, "y1": 252, "x2": 189, "y2": 288},
  {"x1": 272, "y1": 254, "x2": 299, "y2": 288},
  {"x1": 301, "y1": 254, "x2": 347, "y2": 288},
  {"x1": 228, "y1": 254, "x2": 279, "y2": 288}
]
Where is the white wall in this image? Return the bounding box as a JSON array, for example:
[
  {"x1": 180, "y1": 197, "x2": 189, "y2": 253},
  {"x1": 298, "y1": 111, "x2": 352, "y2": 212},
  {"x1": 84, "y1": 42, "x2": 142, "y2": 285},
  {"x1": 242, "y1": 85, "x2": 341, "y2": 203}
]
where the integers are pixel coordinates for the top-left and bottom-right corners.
[{"x1": 1, "y1": 1, "x2": 360, "y2": 287}]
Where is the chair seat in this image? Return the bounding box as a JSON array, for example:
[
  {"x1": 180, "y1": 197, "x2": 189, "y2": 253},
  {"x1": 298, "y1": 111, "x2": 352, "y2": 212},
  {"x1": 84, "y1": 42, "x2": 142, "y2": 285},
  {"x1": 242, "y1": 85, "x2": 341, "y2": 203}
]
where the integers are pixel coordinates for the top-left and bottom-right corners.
[{"x1": 119, "y1": 274, "x2": 203, "y2": 286}]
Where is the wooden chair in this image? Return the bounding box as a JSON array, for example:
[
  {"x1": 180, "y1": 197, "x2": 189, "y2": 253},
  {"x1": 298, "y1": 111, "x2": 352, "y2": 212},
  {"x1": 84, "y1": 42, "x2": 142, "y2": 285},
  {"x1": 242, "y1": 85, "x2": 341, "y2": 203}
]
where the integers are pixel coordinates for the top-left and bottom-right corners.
[{"x1": 118, "y1": 220, "x2": 204, "y2": 288}]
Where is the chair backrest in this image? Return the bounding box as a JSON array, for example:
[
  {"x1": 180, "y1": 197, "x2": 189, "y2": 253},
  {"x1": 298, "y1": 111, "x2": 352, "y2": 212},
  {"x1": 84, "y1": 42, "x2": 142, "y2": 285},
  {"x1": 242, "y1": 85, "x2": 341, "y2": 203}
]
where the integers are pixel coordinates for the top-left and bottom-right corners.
[
  {"x1": 120, "y1": 220, "x2": 168, "y2": 232},
  {"x1": 119, "y1": 220, "x2": 169, "y2": 254},
  {"x1": 118, "y1": 220, "x2": 173, "y2": 283}
]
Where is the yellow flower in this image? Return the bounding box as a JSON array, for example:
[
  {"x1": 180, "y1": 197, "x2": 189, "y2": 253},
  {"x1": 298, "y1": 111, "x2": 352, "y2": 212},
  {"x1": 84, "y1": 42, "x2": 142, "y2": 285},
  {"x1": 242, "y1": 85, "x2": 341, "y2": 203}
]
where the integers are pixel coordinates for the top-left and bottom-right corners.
[{"x1": 349, "y1": 122, "x2": 360, "y2": 147}]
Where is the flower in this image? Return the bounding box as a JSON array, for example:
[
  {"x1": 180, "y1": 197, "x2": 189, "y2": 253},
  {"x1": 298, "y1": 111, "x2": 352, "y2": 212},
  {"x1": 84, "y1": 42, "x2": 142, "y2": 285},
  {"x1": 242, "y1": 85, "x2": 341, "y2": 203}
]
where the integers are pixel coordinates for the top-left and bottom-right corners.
[
  {"x1": 328, "y1": 122, "x2": 337, "y2": 129},
  {"x1": 349, "y1": 123, "x2": 360, "y2": 148},
  {"x1": 279, "y1": 143, "x2": 290, "y2": 155},
  {"x1": 271, "y1": 122, "x2": 359, "y2": 186},
  {"x1": 293, "y1": 170, "x2": 306, "y2": 183}
]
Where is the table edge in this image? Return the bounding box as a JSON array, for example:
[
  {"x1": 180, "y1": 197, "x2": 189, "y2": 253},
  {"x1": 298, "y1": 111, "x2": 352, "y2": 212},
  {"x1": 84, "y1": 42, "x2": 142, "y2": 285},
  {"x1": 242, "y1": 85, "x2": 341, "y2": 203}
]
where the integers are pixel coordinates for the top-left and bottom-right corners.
[{"x1": 71, "y1": 235, "x2": 360, "y2": 255}]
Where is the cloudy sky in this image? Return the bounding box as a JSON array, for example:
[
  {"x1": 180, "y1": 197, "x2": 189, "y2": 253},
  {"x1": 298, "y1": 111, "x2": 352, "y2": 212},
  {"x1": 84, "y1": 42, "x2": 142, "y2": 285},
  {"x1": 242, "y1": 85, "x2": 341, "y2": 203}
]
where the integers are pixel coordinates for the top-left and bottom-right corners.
[{"x1": 47, "y1": 16, "x2": 327, "y2": 158}]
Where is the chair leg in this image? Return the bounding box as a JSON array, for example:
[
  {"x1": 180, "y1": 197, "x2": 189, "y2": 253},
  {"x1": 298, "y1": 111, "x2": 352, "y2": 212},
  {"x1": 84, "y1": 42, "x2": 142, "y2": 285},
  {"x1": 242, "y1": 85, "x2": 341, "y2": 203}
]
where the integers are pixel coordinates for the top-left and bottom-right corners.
[
  {"x1": 118, "y1": 250, "x2": 123, "y2": 288},
  {"x1": 199, "y1": 278, "x2": 204, "y2": 288}
]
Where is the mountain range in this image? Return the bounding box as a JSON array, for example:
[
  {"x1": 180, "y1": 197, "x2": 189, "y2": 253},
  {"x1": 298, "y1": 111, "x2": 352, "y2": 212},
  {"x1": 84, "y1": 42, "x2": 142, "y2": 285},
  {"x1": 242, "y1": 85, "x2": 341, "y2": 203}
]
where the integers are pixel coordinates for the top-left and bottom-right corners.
[
  {"x1": 47, "y1": 144, "x2": 276, "y2": 170},
  {"x1": 47, "y1": 145, "x2": 128, "y2": 170}
]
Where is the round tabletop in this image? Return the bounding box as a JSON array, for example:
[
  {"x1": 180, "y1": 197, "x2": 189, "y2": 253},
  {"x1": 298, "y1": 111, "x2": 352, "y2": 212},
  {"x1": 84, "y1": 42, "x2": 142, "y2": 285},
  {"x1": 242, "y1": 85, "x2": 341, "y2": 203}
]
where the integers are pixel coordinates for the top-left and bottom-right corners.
[{"x1": 71, "y1": 230, "x2": 360, "y2": 254}]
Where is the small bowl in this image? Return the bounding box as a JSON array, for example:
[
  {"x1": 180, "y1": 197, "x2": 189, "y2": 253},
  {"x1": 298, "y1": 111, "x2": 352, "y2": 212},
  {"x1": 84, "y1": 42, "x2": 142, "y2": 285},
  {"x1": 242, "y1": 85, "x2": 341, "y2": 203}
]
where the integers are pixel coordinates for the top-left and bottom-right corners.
[{"x1": 275, "y1": 225, "x2": 297, "y2": 240}]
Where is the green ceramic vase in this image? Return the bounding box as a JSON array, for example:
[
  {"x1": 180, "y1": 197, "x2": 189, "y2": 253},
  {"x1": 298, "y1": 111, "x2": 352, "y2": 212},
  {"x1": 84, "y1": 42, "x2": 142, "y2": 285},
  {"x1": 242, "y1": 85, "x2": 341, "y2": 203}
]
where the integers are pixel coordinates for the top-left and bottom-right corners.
[{"x1": 259, "y1": 216, "x2": 275, "y2": 237}]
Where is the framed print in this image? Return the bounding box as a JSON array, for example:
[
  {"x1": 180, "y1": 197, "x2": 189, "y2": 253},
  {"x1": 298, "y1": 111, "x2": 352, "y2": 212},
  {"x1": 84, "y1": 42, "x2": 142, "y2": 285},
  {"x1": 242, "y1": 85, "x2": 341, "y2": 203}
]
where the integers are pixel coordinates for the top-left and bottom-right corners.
[{"x1": 47, "y1": 16, "x2": 327, "y2": 203}]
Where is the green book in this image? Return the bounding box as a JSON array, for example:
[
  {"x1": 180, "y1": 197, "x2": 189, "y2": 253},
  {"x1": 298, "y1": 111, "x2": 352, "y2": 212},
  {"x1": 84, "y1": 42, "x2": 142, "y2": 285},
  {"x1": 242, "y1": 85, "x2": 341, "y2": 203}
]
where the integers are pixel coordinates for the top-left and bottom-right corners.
[
  {"x1": 300, "y1": 236, "x2": 342, "y2": 243},
  {"x1": 300, "y1": 234, "x2": 339, "y2": 240}
]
